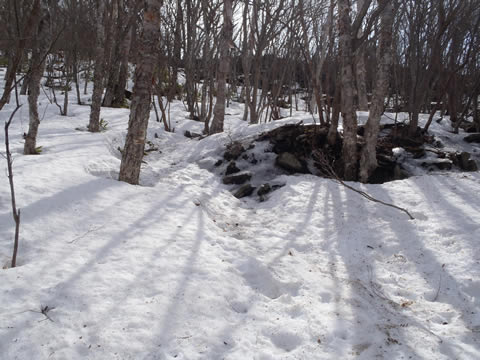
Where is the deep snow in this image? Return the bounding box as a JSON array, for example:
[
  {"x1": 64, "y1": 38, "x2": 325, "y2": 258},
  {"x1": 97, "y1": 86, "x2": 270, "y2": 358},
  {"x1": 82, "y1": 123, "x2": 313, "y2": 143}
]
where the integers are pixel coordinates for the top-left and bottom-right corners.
[{"x1": 1, "y1": 78, "x2": 480, "y2": 359}]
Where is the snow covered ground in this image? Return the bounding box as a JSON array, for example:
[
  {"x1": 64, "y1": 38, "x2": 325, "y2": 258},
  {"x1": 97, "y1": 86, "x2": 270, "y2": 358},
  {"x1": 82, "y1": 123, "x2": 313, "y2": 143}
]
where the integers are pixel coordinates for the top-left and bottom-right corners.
[{"x1": 1, "y1": 84, "x2": 480, "y2": 359}]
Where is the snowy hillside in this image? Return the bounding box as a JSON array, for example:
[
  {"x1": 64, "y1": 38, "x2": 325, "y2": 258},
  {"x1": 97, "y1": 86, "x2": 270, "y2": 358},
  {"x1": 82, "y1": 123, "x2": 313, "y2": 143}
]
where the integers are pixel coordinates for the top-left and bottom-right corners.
[{"x1": 1, "y1": 88, "x2": 480, "y2": 359}]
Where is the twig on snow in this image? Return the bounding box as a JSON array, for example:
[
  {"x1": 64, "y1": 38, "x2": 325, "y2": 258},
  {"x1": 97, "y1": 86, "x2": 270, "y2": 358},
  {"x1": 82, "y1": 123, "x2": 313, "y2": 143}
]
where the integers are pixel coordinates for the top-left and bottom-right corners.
[
  {"x1": 313, "y1": 150, "x2": 415, "y2": 220},
  {"x1": 67, "y1": 225, "x2": 104, "y2": 244},
  {"x1": 432, "y1": 264, "x2": 445, "y2": 302}
]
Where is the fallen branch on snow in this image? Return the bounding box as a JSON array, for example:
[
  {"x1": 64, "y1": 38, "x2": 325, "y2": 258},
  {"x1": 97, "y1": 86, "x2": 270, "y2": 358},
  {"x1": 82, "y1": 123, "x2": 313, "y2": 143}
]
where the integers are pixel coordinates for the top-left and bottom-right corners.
[{"x1": 313, "y1": 150, "x2": 415, "y2": 220}]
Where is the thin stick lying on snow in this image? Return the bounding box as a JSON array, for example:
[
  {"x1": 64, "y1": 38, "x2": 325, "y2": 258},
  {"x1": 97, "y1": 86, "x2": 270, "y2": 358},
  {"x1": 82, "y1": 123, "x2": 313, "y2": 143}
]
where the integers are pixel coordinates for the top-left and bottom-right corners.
[
  {"x1": 68, "y1": 225, "x2": 104, "y2": 244},
  {"x1": 12, "y1": 305, "x2": 55, "y2": 322},
  {"x1": 314, "y1": 151, "x2": 415, "y2": 220},
  {"x1": 432, "y1": 264, "x2": 445, "y2": 302},
  {"x1": 28, "y1": 305, "x2": 55, "y2": 322}
]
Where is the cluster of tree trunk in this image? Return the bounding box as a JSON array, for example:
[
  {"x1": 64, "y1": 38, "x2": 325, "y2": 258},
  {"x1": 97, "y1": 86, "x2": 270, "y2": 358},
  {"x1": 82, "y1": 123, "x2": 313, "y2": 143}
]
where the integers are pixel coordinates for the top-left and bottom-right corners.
[{"x1": 2, "y1": 0, "x2": 480, "y2": 186}]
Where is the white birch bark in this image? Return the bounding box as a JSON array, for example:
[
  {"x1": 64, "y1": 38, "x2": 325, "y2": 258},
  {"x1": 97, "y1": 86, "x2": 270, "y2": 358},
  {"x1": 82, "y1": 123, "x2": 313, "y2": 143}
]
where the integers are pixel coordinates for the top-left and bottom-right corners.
[
  {"x1": 359, "y1": 0, "x2": 395, "y2": 182},
  {"x1": 209, "y1": 0, "x2": 233, "y2": 134},
  {"x1": 119, "y1": 0, "x2": 162, "y2": 185},
  {"x1": 24, "y1": 2, "x2": 50, "y2": 155},
  {"x1": 88, "y1": 2, "x2": 106, "y2": 132},
  {"x1": 338, "y1": 0, "x2": 358, "y2": 180}
]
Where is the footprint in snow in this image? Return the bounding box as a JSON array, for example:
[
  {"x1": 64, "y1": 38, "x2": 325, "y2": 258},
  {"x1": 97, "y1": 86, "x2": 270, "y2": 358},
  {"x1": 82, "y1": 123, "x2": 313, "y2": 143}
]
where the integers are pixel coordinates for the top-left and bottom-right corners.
[
  {"x1": 84, "y1": 162, "x2": 118, "y2": 180},
  {"x1": 410, "y1": 211, "x2": 428, "y2": 221},
  {"x1": 268, "y1": 330, "x2": 303, "y2": 352},
  {"x1": 238, "y1": 258, "x2": 300, "y2": 299}
]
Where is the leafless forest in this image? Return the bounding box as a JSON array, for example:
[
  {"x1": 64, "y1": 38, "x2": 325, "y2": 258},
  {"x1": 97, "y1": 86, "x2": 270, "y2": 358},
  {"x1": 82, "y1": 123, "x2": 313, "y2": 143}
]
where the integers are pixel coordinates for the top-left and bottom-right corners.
[{"x1": 1, "y1": 0, "x2": 480, "y2": 184}]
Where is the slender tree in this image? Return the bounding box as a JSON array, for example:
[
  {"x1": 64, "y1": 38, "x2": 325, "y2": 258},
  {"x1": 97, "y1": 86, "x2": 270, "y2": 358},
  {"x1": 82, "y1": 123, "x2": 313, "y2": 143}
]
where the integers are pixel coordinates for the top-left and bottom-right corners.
[
  {"x1": 24, "y1": 0, "x2": 51, "y2": 155},
  {"x1": 119, "y1": 0, "x2": 162, "y2": 185},
  {"x1": 337, "y1": 0, "x2": 358, "y2": 180},
  {"x1": 209, "y1": 0, "x2": 233, "y2": 134},
  {"x1": 88, "y1": 1, "x2": 106, "y2": 132},
  {"x1": 359, "y1": 0, "x2": 395, "y2": 182},
  {"x1": 355, "y1": 0, "x2": 369, "y2": 111}
]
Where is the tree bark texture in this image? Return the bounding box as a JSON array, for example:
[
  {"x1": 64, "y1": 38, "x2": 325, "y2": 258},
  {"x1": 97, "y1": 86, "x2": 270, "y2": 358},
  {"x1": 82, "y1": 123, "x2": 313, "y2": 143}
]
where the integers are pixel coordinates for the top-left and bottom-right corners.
[
  {"x1": 355, "y1": 0, "x2": 369, "y2": 111},
  {"x1": 359, "y1": 0, "x2": 395, "y2": 182},
  {"x1": 0, "y1": 0, "x2": 40, "y2": 112},
  {"x1": 338, "y1": 0, "x2": 358, "y2": 181},
  {"x1": 103, "y1": 1, "x2": 122, "y2": 107},
  {"x1": 209, "y1": 0, "x2": 233, "y2": 134},
  {"x1": 355, "y1": 44, "x2": 369, "y2": 110},
  {"x1": 113, "y1": 25, "x2": 133, "y2": 107},
  {"x1": 119, "y1": 0, "x2": 161, "y2": 185},
  {"x1": 88, "y1": 2, "x2": 106, "y2": 132},
  {"x1": 5, "y1": 105, "x2": 22, "y2": 268},
  {"x1": 24, "y1": 3, "x2": 51, "y2": 155}
]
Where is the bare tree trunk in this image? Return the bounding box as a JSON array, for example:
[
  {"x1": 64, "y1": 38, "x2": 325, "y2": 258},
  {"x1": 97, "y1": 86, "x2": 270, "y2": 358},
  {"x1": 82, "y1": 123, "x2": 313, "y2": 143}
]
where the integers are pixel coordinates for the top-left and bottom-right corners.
[
  {"x1": 359, "y1": 0, "x2": 395, "y2": 182},
  {"x1": 338, "y1": 0, "x2": 358, "y2": 181},
  {"x1": 0, "y1": 0, "x2": 41, "y2": 111},
  {"x1": 62, "y1": 54, "x2": 70, "y2": 116},
  {"x1": 355, "y1": 0, "x2": 369, "y2": 111},
  {"x1": 209, "y1": 0, "x2": 233, "y2": 134},
  {"x1": 327, "y1": 75, "x2": 341, "y2": 145},
  {"x1": 355, "y1": 45, "x2": 369, "y2": 110},
  {"x1": 167, "y1": 0, "x2": 183, "y2": 103},
  {"x1": 119, "y1": 0, "x2": 162, "y2": 185},
  {"x1": 20, "y1": 57, "x2": 31, "y2": 95},
  {"x1": 241, "y1": 1, "x2": 252, "y2": 122},
  {"x1": 200, "y1": 0, "x2": 213, "y2": 127},
  {"x1": 24, "y1": 3, "x2": 50, "y2": 155},
  {"x1": 73, "y1": 50, "x2": 82, "y2": 105},
  {"x1": 113, "y1": 25, "x2": 133, "y2": 107},
  {"x1": 184, "y1": 1, "x2": 199, "y2": 118},
  {"x1": 88, "y1": 2, "x2": 106, "y2": 132},
  {"x1": 5, "y1": 105, "x2": 22, "y2": 268},
  {"x1": 84, "y1": 60, "x2": 90, "y2": 95},
  {"x1": 103, "y1": 1, "x2": 121, "y2": 107},
  {"x1": 474, "y1": 90, "x2": 479, "y2": 131}
]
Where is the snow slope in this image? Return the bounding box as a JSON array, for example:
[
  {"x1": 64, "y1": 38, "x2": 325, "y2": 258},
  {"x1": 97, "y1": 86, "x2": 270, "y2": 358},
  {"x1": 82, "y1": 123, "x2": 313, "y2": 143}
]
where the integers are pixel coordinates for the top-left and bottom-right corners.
[{"x1": 1, "y1": 87, "x2": 480, "y2": 359}]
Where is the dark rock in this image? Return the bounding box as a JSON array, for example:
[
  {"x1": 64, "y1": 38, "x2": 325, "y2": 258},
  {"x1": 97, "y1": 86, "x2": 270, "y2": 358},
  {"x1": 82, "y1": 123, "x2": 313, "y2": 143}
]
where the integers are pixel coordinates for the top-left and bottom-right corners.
[
  {"x1": 191, "y1": 115, "x2": 201, "y2": 121},
  {"x1": 124, "y1": 89, "x2": 132, "y2": 100},
  {"x1": 393, "y1": 164, "x2": 409, "y2": 180},
  {"x1": 376, "y1": 154, "x2": 397, "y2": 168},
  {"x1": 434, "y1": 140, "x2": 444, "y2": 148},
  {"x1": 465, "y1": 124, "x2": 478, "y2": 133},
  {"x1": 460, "y1": 122, "x2": 478, "y2": 133},
  {"x1": 369, "y1": 167, "x2": 394, "y2": 184},
  {"x1": 223, "y1": 172, "x2": 252, "y2": 185},
  {"x1": 225, "y1": 161, "x2": 240, "y2": 175},
  {"x1": 214, "y1": 159, "x2": 223, "y2": 167},
  {"x1": 458, "y1": 152, "x2": 471, "y2": 169},
  {"x1": 421, "y1": 161, "x2": 452, "y2": 171},
  {"x1": 405, "y1": 146, "x2": 426, "y2": 159},
  {"x1": 224, "y1": 142, "x2": 245, "y2": 161},
  {"x1": 271, "y1": 184, "x2": 285, "y2": 191},
  {"x1": 234, "y1": 184, "x2": 255, "y2": 198},
  {"x1": 464, "y1": 134, "x2": 480, "y2": 143},
  {"x1": 184, "y1": 130, "x2": 202, "y2": 138},
  {"x1": 257, "y1": 183, "x2": 272, "y2": 197},
  {"x1": 437, "y1": 162, "x2": 453, "y2": 170},
  {"x1": 276, "y1": 152, "x2": 307, "y2": 173},
  {"x1": 393, "y1": 165, "x2": 409, "y2": 180},
  {"x1": 436, "y1": 151, "x2": 446, "y2": 159},
  {"x1": 395, "y1": 135, "x2": 423, "y2": 148},
  {"x1": 456, "y1": 152, "x2": 478, "y2": 171},
  {"x1": 465, "y1": 160, "x2": 478, "y2": 171}
]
